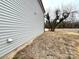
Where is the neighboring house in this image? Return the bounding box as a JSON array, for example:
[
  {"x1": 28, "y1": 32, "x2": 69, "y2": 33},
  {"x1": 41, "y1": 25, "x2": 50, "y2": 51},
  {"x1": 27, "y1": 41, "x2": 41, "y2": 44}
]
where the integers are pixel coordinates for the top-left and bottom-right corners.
[{"x1": 0, "y1": 0, "x2": 45, "y2": 58}]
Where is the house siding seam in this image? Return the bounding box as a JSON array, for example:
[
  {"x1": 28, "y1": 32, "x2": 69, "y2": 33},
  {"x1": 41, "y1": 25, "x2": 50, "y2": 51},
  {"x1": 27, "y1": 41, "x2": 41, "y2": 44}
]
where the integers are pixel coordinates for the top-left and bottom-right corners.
[{"x1": 0, "y1": 0, "x2": 44, "y2": 57}]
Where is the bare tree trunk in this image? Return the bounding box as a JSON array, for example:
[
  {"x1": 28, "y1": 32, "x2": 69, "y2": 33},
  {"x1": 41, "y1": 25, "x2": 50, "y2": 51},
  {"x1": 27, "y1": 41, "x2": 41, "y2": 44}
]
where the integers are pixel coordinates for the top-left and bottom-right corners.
[{"x1": 48, "y1": 20, "x2": 53, "y2": 31}]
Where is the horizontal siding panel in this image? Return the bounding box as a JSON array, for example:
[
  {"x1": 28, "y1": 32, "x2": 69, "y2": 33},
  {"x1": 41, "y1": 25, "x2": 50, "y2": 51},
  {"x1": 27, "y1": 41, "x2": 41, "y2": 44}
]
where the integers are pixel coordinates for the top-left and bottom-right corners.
[
  {"x1": 0, "y1": 0, "x2": 23, "y2": 12},
  {"x1": 0, "y1": 0, "x2": 44, "y2": 57}
]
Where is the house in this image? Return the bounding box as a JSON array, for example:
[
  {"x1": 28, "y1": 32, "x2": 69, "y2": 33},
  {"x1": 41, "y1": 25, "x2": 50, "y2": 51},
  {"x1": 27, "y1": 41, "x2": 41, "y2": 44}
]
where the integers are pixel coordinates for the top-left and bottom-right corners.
[{"x1": 0, "y1": 0, "x2": 45, "y2": 59}]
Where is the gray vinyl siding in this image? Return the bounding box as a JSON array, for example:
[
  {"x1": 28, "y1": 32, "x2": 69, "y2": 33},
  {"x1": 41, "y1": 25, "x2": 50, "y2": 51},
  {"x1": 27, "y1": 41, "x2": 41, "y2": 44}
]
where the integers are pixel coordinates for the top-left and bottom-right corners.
[{"x1": 0, "y1": 0, "x2": 44, "y2": 57}]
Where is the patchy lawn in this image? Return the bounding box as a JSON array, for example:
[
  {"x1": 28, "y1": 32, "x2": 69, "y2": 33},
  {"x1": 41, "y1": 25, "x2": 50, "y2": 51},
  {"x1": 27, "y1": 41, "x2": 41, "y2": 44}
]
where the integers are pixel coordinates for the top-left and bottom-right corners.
[{"x1": 13, "y1": 29, "x2": 79, "y2": 59}]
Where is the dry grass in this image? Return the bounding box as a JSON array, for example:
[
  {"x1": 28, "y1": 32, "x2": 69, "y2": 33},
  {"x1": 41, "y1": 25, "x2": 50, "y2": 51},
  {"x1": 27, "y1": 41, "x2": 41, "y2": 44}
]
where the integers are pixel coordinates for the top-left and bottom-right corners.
[{"x1": 13, "y1": 29, "x2": 79, "y2": 59}]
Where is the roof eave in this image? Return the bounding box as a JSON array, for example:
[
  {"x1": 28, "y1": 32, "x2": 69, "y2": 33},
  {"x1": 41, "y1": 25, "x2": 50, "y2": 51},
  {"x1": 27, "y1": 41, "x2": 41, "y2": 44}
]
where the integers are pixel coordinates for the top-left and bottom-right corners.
[{"x1": 38, "y1": 0, "x2": 45, "y2": 13}]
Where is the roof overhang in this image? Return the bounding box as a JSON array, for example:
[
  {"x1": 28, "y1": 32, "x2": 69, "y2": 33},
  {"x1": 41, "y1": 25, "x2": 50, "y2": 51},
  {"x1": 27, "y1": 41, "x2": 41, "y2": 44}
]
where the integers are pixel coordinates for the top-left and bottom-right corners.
[{"x1": 38, "y1": 0, "x2": 45, "y2": 13}]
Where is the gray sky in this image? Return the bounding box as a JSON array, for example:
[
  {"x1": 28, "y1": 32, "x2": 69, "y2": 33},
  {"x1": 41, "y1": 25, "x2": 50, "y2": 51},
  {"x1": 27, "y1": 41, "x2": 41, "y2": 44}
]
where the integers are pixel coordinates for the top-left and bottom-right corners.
[
  {"x1": 42, "y1": 0, "x2": 79, "y2": 10},
  {"x1": 42, "y1": 0, "x2": 79, "y2": 21}
]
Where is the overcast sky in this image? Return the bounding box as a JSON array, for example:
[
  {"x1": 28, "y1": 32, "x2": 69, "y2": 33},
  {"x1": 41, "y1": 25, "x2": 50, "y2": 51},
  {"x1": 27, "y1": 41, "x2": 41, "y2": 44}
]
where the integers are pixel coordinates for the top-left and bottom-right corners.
[
  {"x1": 42, "y1": 0, "x2": 79, "y2": 21},
  {"x1": 42, "y1": 0, "x2": 79, "y2": 11}
]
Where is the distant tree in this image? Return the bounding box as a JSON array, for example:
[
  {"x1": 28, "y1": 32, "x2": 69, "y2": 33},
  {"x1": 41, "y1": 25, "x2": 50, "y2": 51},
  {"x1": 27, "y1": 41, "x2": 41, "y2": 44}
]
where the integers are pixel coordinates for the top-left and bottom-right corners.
[
  {"x1": 45, "y1": 5, "x2": 78, "y2": 31},
  {"x1": 52, "y1": 9, "x2": 70, "y2": 31},
  {"x1": 45, "y1": 9, "x2": 70, "y2": 31},
  {"x1": 45, "y1": 13, "x2": 52, "y2": 31}
]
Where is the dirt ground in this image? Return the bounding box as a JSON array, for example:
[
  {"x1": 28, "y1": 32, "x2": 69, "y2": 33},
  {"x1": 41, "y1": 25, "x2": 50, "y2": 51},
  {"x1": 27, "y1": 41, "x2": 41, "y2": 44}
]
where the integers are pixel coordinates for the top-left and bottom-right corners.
[{"x1": 13, "y1": 29, "x2": 79, "y2": 59}]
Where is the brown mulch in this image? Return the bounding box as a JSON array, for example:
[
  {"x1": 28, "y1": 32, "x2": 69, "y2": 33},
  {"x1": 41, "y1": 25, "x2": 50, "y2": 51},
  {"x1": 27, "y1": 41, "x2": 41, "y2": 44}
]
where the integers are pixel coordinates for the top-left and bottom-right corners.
[{"x1": 13, "y1": 31, "x2": 79, "y2": 59}]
